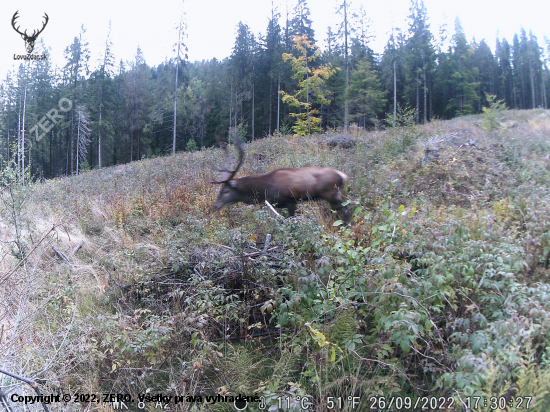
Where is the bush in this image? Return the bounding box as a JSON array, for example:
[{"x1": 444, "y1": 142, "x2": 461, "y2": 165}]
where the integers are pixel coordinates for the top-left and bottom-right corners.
[{"x1": 186, "y1": 138, "x2": 198, "y2": 152}]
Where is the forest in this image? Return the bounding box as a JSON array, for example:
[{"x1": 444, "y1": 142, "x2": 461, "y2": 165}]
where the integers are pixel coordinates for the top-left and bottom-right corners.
[{"x1": 1, "y1": 0, "x2": 549, "y2": 179}]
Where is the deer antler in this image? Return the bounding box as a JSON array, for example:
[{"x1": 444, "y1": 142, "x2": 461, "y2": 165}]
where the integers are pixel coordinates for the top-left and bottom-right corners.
[
  {"x1": 31, "y1": 13, "x2": 49, "y2": 39},
  {"x1": 11, "y1": 11, "x2": 26, "y2": 37},
  {"x1": 209, "y1": 138, "x2": 244, "y2": 184}
]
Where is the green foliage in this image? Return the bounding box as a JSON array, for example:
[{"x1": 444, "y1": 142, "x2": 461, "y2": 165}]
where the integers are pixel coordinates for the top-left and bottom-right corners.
[
  {"x1": 286, "y1": 110, "x2": 322, "y2": 136},
  {"x1": 471, "y1": 343, "x2": 550, "y2": 410},
  {"x1": 1, "y1": 2, "x2": 550, "y2": 409},
  {"x1": 444, "y1": 19, "x2": 481, "y2": 117},
  {"x1": 281, "y1": 35, "x2": 338, "y2": 135},
  {"x1": 481, "y1": 93, "x2": 507, "y2": 131},
  {"x1": 382, "y1": 105, "x2": 422, "y2": 158},
  {"x1": 327, "y1": 309, "x2": 358, "y2": 348},
  {"x1": 212, "y1": 346, "x2": 261, "y2": 394},
  {"x1": 385, "y1": 103, "x2": 416, "y2": 128},
  {"x1": 186, "y1": 138, "x2": 198, "y2": 152},
  {"x1": 266, "y1": 348, "x2": 302, "y2": 392},
  {"x1": 79, "y1": 160, "x2": 91, "y2": 172},
  {"x1": 0, "y1": 158, "x2": 34, "y2": 259},
  {"x1": 235, "y1": 123, "x2": 248, "y2": 142},
  {"x1": 277, "y1": 122, "x2": 293, "y2": 137},
  {"x1": 346, "y1": 58, "x2": 386, "y2": 127}
]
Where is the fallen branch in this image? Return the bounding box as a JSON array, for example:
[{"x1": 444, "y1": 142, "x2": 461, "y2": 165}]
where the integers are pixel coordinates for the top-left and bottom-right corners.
[
  {"x1": 261, "y1": 234, "x2": 272, "y2": 256},
  {"x1": 243, "y1": 246, "x2": 282, "y2": 259},
  {"x1": 52, "y1": 246, "x2": 70, "y2": 264},
  {"x1": 52, "y1": 240, "x2": 84, "y2": 266},
  {"x1": 1, "y1": 224, "x2": 59, "y2": 285},
  {"x1": 0, "y1": 368, "x2": 50, "y2": 412},
  {"x1": 265, "y1": 200, "x2": 285, "y2": 222},
  {"x1": 69, "y1": 240, "x2": 84, "y2": 258},
  {"x1": 0, "y1": 389, "x2": 13, "y2": 412}
]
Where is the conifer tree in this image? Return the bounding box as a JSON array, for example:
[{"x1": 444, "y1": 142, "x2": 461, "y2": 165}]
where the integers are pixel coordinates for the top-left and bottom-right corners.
[
  {"x1": 346, "y1": 58, "x2": 386, "y2": 128},
  {"x1": 404, "y1": 0, "x2": 434, "y2": 123},
  {"x1": 446, "y1": 18, "x2": 479, "y2": 116}
]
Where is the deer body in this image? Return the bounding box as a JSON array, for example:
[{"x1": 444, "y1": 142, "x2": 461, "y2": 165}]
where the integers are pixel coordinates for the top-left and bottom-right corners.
[{"x1": 211, "y1": 140, "x2": 350, "y2": 223}]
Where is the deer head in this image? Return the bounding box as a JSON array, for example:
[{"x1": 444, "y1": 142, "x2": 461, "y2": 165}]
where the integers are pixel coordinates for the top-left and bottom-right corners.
[
  {"x1": 210, "y1": 138, "x2": 246, "y2": 211},
  {"x1": 12, "y1": 11, "x2": 49, "y2": 54}
]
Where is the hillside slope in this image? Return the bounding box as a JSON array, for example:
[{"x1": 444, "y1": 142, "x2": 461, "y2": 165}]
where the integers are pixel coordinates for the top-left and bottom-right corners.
[{"x1": 2, "y1": 109, "x2": 550, "y2": 410}]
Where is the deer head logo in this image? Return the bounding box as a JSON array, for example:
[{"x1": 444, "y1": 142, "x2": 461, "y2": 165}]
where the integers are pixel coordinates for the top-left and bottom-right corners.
[{"x1": 12, "y1": 11, "x2": 49, "y2": 54}]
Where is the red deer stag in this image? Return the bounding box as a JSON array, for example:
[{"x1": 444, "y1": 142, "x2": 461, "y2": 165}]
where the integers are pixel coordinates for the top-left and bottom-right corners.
[{"x1": 211, "y1": 138, "x2": 350, "y2": 223}]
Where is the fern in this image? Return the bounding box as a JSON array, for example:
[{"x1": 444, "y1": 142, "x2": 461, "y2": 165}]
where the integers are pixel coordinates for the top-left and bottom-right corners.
[
  {"x1": 268, "y1": 347, "x2": 302, "y2": 392},
  {"x1": 479, "y1": 342, "x2": 550, "y2": 411},
  {"x1": 514, "y1": 344, "x2": 550, "y2": 411},
  {"x1": 327, "y1": 308, "x2": 358, "y2": 347},
  {"x1": 215, "y1": 345, "x2": 263, "y2": 394}
]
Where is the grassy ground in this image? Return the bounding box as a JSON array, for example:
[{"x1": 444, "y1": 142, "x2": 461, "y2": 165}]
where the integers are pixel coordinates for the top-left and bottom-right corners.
[{"x1": 2, "y1": 108, "x2": 550, "y2": 411}]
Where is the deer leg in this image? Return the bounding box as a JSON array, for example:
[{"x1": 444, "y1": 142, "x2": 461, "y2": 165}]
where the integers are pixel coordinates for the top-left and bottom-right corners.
[{"x1": 287, "y1": 203, "x2": 296, "y2": 217}]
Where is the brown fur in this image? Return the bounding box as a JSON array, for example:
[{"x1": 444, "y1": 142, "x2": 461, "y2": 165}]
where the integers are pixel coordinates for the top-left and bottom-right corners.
[{"x1": 213, "y1": 167, "x2": 350, "y2": 223}]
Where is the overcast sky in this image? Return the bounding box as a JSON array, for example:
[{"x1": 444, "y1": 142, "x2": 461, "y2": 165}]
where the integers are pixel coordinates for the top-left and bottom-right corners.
[{"x1": 1, "y1": 0, "x2": 549, "y2": 80}]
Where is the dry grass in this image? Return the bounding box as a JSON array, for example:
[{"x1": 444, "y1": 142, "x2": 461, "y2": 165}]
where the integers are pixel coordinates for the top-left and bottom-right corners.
[
  {"x1": 2, "y1": 109, "x2": 545, "y2": 306},
  {"x1": 13, "y1": 109, "x2": 546, "y2": 291},
  {"x1": 3, "y1": 108, "x2": 550, "y2": 404}
]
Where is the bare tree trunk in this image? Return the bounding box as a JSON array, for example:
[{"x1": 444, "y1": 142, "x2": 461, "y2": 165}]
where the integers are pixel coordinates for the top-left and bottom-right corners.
[
  {"x1": 423, "y1": 65, "x2": 427, "y2": 124},
  {"x1": 343, "y1": 0, "x2": 349, "y2": 131},
  {"x1": 70, "y1": 113, "x2": 74, "y2": 174},
  {"x1": 173, "y1": 15, "x2": 184, "y2": 154},
  {"x1": 71, "y1": 54, "x2": 80, "y2": 174},
  {"x1": 306, "y1": 54, "x2": 310, "y2": 135},
  {"x1": 269, "y1": 77, "x2": 272, "y2": 136},
  {"x1": 542, "y1": 66, "x2": 548, "y2": 109},
  {"x1": 6, "y1": 94, "x2": 11, "y2": 163},
  {"x1": 172, "y1": 64, "x2": 179, "y2": 153},
  {"x1": 393, "y1": 60, "x2": 397, "y2": 126},
  {"x1": 98, "y1": 61, "x2": 104, "y2": 168},
  {"x1": 520, "y1": 64, "x2": 526, "y2": 109},
  {"x1": 98, "y1": 103, "x2": 102, "y2": 167},
  {"x1": 229, "y1": 82, "x2": 233, "y2": 131},
  {"x1": 76, "y1": 121, "x2": 80, "y2": 174},
  {"x1": 416, "y1": 68, "x2": 420, "y2": 124},
  {"x1": 240, "y1": 90, "x2": 243, "y2": 126},
  {"x1": 17, "y1": 78, "x2": 22, "y2": 174},
  {"x1": 20, "y1": 62, "x2": 29, "y2": 182},
  {"x1": 50, "y1": 130, "x2": 53, "y2": 176},
  {"x1": 251, "y1": 83, "x2": 255, "y2": 140},
  {"x1": 528, "y1": 51, "x2": 536, "y2": 108},
  {"x1": 66, "y1": 129, "x2": 70, "y2": 175},
  {"x1": 98, "y1": 28, "x2": 111, "y2": 168},
  {"x1": 130, "y1": 117, "x2": 133, "y2": 162},
  {"x1": 277, "y1": 74, "x2": 280, "y2": 134}
]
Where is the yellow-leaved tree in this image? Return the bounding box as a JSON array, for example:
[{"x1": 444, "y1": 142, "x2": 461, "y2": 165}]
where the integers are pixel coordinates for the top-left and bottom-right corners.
[{"x1": 280, "y1": 35, "x2": 338, "y2": 136}]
